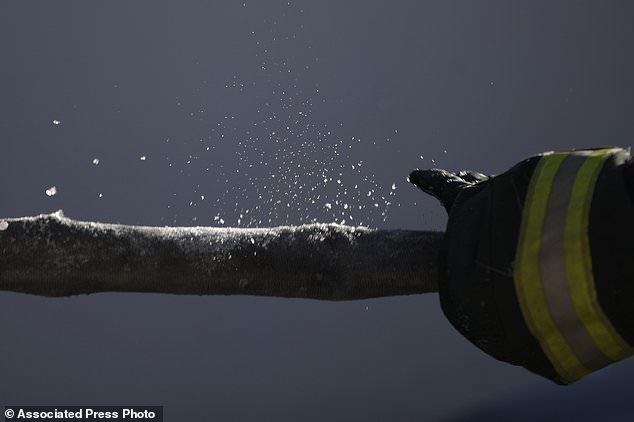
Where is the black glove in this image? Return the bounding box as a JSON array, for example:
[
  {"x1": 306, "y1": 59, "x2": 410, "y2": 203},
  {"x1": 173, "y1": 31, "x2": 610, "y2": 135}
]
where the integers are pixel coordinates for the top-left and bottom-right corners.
[
  {"x1": 408, "y1": 169, "x2": 490, "y2": 212},
  {"x1": 409, "y1": 148, "x2": 634, "y2": 384}
]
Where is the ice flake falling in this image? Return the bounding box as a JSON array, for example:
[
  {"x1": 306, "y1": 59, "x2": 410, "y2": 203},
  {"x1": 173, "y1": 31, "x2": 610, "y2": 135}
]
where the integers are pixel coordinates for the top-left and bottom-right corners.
[
  {"x1": 45, "y1": 186, "x2": 57, "y2": 197},
  {"x1": 163, "y1": 3, "x2": 398, "y2": 228},
  {"x1": 194, "y1": 113, "x2": 397, "y2": 228}
]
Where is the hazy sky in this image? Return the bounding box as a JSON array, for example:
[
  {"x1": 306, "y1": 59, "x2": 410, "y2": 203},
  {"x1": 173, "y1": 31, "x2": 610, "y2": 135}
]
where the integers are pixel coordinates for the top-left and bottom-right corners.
[{"x1": 2, "y1": 1, "x2": 634, "y2": 420}]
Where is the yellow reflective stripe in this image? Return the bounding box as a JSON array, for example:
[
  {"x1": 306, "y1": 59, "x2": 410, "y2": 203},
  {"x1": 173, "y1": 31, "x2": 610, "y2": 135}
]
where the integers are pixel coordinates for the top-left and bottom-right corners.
[
  {"x1": 564, "y1": 148, "x2": 634, "y2": 361},
  {"x1": 515, "y1": 152, "x2": 589, "y2": 382}
]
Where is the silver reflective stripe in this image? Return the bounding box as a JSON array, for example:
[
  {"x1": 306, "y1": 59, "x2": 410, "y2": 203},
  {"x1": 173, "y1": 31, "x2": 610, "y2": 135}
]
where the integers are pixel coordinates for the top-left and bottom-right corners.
[{"x1": 539, "y1": 152, "x2": 612, "y2": 371}]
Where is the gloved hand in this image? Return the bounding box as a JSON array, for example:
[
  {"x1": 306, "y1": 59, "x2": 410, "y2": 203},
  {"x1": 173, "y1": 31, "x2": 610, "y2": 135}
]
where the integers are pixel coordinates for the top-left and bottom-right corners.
[{"x1": 409, "y1": 148, "x2": 634, "y2": 384}]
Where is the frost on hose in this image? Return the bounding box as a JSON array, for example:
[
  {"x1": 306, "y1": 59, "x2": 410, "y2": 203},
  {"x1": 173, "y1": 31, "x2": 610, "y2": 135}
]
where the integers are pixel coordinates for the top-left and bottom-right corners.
[{"x1": 0, "y1": 212, "x2": 442, "y2": 299}]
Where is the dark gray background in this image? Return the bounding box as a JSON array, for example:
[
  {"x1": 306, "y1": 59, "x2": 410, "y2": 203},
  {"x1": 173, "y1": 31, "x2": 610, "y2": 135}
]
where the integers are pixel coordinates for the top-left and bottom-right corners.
[{"x1": 2, "y1": 1, "x2": 634, "y2": 421}]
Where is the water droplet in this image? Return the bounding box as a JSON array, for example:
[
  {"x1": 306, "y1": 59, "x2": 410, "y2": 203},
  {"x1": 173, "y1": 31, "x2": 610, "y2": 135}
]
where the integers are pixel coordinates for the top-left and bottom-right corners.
[
  {"x1": 52, "y1": 120, "x2": 61, "y2": 125},
  {"x1": 140, "y1": 156, "x2": 147, "y2": 161}
]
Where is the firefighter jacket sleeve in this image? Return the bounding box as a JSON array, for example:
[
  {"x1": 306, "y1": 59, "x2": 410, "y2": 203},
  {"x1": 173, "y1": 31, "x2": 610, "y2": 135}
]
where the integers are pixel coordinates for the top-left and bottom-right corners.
[{"x1": 409, "y1": 147, "x2": 634, "y2": 384}]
